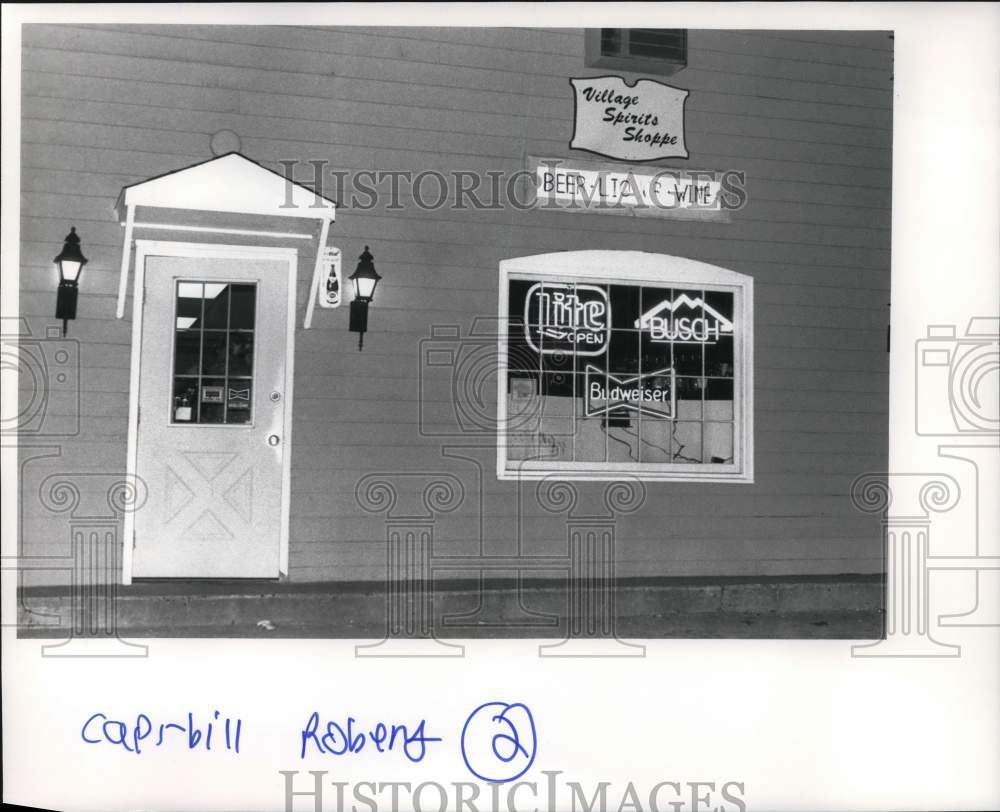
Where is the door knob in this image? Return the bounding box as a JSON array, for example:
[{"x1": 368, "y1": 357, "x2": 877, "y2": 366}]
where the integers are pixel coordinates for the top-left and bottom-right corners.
[{"x1": 267, "y1": 434, "x2": 280, "y2": 446}]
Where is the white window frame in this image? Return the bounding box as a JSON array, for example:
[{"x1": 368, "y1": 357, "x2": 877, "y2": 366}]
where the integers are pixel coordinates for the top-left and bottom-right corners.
[{"x1": 496, "y1": 251, "x2": 753, "y2": 483}]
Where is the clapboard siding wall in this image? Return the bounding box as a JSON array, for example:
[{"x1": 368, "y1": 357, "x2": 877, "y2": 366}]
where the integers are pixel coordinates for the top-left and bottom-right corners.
[{"x1": 19, "y1": 26, "x2": 891, "y2": 585}]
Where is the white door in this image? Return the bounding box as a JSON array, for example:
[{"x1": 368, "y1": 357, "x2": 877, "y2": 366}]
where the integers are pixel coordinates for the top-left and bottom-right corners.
[{"x1": 130, "y1": 246, "x2": 293, "y2": 578}]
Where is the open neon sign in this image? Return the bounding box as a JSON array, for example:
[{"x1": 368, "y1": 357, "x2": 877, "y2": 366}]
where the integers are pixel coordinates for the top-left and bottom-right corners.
[{"x1": 523, "y1": 282, "x2": 610, "y2": 355}]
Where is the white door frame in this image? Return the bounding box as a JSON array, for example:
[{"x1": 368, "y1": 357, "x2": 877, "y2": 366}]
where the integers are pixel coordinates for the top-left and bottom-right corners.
[{"x1": 122, "y1": 240, "x2": 298, "y2": 585}]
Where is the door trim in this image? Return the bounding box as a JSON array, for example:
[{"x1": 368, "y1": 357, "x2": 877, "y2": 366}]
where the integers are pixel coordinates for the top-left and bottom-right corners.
[{"x1": 122, "y1": 240, "x2": 298, "y2": 585}]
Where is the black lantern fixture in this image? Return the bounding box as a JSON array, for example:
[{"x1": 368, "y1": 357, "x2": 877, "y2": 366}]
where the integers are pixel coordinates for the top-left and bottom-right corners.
[
  {"x1": 348, "y1": 245, "x2": 382, "y2": 351},
  {"x1": 54, "y1": 227, "x2": 88, "y2": 336}
]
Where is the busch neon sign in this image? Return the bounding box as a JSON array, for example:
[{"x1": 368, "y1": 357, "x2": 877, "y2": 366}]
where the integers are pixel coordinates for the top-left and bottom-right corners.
[
  {"x1": 524, "y1": 282, "x2": 610, "y2": 355},
  {"x1": 635, "y1": 294, "x2": 733, "y2": 344}
]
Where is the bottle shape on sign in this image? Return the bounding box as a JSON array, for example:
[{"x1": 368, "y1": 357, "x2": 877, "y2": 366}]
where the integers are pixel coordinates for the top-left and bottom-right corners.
[{"x1": 326, "y1": 273, "x2": 339, "y2": 305}]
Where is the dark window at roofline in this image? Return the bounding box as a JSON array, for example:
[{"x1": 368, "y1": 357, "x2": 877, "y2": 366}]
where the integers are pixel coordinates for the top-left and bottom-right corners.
[{"x1": 585, "y1": 29, "x2": 688, "y2": 77}]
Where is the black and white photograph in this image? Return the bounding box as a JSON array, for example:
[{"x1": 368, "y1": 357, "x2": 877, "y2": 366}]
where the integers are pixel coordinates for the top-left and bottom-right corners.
[
  {"x1": 2, "y1": 4, "x2": 997, "y2": 812},
  {"x1": 12, "y1": 21, "x2": 893, "y2": 641}
]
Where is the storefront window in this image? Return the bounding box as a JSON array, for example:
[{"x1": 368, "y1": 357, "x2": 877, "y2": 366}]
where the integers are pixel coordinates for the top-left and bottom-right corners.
[{"x1": 497, "y1": 252, "x2": 753, "y2": 482}]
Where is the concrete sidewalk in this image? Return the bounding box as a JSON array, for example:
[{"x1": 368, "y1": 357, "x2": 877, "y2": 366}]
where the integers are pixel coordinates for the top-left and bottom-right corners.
[{"x1": 18, "y1": 574, "x2": 883, "y2": 639}]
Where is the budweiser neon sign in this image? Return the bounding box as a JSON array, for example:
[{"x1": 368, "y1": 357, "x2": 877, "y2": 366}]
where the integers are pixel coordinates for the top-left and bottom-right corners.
[
  {"x1": 524, "y1": 282, "x2": 610, "y2": 355},
  {"x1": 585, "y1": 365, "x2": 675, "y2": 419},
  {"x1": 635, "y1": 294, "x2": 734, "y2": 344}
]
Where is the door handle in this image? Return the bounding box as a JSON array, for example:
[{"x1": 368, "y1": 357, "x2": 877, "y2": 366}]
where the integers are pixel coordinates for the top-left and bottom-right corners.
[{"x1": 267, "y1": 434, "x2": 281, "y2": 447}]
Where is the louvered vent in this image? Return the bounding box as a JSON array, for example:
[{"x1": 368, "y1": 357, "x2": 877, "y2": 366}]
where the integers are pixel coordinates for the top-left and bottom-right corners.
[{"x1": 586, "y1": 29, "x2": 688, "y2": 76}]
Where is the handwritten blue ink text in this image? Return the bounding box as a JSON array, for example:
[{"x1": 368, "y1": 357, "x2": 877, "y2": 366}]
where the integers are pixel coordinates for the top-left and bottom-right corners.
[
  {"x1": 81, "y1": 711, "x2": 242, "y2": 755},
  {"x1": 300, "y1": 712, "x2": 442, "y2": 763},
  {"x1": 460, "y1": 701, "x2": 537, "y2": 783}
]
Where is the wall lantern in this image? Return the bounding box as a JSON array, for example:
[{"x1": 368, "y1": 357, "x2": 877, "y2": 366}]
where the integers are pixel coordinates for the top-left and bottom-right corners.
[
  {"x1": 54, "y1": 226, "x2": 87, "y2": 336},
  {"x1": 348, "y1": 245, "x2": 382, "y2": 351}
]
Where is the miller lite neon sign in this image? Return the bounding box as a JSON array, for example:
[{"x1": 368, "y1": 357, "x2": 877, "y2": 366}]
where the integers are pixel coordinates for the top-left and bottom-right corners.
[
  {"x1": 635, "y1": 294, "x2": 733, "y2": 344},
  {"x1": 524, "y1": 282, "x2": 610, "y2": 355}
]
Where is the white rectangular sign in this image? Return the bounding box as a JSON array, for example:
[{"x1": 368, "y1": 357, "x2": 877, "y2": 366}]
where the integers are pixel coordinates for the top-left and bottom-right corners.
[
  {"x1": 317, "y1": 246, "x2": 342, "y2": 309},
  {"x1": 530, "y1": 158, "x2": 728, "y2": 220}
]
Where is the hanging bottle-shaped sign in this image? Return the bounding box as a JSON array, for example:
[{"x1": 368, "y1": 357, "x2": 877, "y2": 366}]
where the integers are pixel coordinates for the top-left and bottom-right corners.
[{"x1": 317, "y1": 246, "x2": 342, "y2": 308}]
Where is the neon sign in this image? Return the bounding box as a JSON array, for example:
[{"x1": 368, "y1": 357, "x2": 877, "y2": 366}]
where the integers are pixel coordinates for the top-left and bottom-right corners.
[
  {"x1": 524, "y1": 282, "x2": 610, "y2": 355},
  {"x1": 634, "y1": 294, "x2": 733, "y2": 344},
  {"x1": 584, "y1": 365, "x2": 675, "y2": 419}
]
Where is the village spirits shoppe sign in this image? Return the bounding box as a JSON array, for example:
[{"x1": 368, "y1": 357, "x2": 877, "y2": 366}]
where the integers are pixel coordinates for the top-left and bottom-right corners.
[{"x1": 497, "y1": 251, "x2": 753, "y2": 482}]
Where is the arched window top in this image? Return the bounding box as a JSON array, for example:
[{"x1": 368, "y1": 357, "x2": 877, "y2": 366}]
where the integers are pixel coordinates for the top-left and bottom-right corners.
[{"x1": 501, "y1": 250, "x2": 751, "y2": 288}]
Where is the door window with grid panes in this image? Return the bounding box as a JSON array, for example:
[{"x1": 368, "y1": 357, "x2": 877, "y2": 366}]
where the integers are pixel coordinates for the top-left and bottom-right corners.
[{"x1": 171, "y1": 281, "x2": 256, "y2": 425}]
